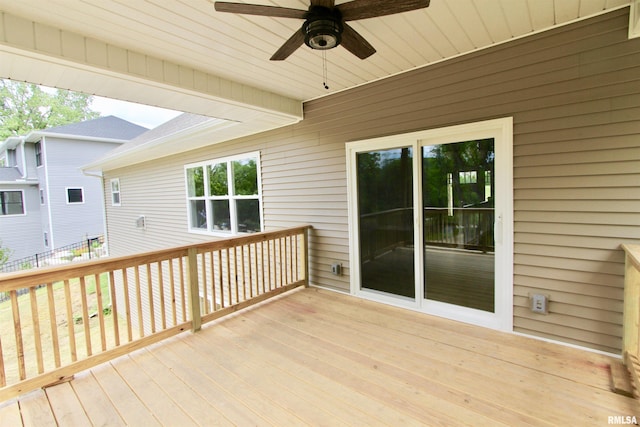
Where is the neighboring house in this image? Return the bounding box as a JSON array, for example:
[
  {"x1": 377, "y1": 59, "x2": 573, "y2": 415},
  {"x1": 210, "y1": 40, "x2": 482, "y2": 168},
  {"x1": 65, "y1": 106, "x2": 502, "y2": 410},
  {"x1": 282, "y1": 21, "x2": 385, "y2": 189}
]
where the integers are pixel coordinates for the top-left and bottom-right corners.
[
  {"x1": 0, "y1": 116, "x2": 147, "y2": 261},
  {"x1": 85, "y1": 9, "x2": 640, "y2": 356}
]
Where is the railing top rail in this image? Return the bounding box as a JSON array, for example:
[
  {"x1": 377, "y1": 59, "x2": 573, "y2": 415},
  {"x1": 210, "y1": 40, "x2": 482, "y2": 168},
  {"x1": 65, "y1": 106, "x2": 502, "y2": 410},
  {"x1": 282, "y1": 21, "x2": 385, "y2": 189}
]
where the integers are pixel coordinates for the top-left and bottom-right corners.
[
  {"x1": 0, "y1": 225, "x2": 312, "y2": 292},
  {"x1": 622, "y1": 244, "x2": 640, "y2": 271}
]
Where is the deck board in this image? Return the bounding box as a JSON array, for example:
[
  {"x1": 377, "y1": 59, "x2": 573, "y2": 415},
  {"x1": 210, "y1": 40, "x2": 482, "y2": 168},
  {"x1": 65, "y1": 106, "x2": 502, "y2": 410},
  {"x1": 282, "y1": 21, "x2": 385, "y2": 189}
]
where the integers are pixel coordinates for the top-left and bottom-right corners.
[
  {"x1": 70, "y1": 370, "x2": 125, "y2": 427},
  {"x1": 3, "y1": 287, "x2": 638, "y2": 426},
  {"x1": 44, "y1": 382, "x2": 91, "y2": 426}
]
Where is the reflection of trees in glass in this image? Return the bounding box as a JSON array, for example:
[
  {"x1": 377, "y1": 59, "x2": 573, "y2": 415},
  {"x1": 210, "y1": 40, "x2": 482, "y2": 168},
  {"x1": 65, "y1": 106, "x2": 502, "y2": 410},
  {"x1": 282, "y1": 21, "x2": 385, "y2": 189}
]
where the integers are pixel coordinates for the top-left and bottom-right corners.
[
  {"x1": 187, "y1": 167, "x2": 204, "y2": 197},
  {"x1": 357, "y1": 148, "x2": 413, "y2": 215},
  {"x1": 208, "y1": 163, "x2": 228, "y2": 196},
  {"x1": 233, "y1": 159, "x2": 258, "y2": 195},
  {"x1": 423, "y1": 139, "x2": 494, "y2": 208}
]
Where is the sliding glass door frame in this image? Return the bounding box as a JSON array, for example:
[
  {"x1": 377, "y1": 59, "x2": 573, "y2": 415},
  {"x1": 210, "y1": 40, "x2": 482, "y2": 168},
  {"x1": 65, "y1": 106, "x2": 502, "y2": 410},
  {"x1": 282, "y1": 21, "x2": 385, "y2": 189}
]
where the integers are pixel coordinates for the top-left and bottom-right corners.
[{"x1": 346, "y1": 117, "x2": 514, "y2": 331}]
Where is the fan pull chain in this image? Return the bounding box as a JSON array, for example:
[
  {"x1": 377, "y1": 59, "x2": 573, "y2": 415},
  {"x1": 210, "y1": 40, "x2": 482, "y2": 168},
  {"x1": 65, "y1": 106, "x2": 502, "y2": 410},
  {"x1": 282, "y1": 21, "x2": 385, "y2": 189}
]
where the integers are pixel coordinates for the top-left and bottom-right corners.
[{"x1": 322, "y1": 50, "x2": 329, "y2": 90}]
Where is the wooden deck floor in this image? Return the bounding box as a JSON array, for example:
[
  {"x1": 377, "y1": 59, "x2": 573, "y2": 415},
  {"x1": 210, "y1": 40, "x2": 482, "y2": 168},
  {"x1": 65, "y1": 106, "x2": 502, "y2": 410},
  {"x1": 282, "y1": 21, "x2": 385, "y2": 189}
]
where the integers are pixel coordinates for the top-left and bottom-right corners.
[{"x1": 1, "y1": 287, "x2": 638, "y2": 426}]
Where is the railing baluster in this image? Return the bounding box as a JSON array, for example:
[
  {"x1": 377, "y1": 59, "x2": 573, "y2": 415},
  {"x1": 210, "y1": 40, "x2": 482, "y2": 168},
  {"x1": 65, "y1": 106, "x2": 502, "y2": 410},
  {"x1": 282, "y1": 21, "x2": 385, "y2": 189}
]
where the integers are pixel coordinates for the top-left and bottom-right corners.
[
  {"x1": 134, "y1": 266, "x2": 144, "y2": 338},
  {"x1": 217, "y1": 251, "x2": 224, "y2": 309},
  {"x1": 146, "y1": 264, "x2": 156, "y2": 334},
  {"x1": 157, "y1": 261, "x2": 166, "y2": 330},
  {"x1": 279, "y1": 238, "x2": 285, "y2": 288},
  {"x1": 63, "y1": 280, "x2": 77, "y2": 363},
  {"x1": 108, "y1": 271, "x2": 120, "y2": 347},
  {"x1": 10, "y1": 290, "x2": 25, "y2": 381},
  {"x1": 253, "y1": 243, "x2": 258, "y2": 296},
  {"x1": 168, "y1": 259, "x2": 177, "y2": 326},
  {"x1": 200, "y1": 253, "x2": 208, "y2": 314},
  {"x1": 28, "y1": 287, "x2": 44, "y2": 375},
  {"x1": 179, "y1": 258, "x2": 187, "y2": 323},
  {"x1": 267, "y1": 240, "x2": 272, "y2": 291},
  {"x1": 94, "y1": 274, "x2": 107, "y2": 352},
  {"x1": 46, "y1": 283, "x2": 61, "y2": 368},
  {"x1": 209, "y1": 252, "x2": 217, "y2": 312},
  {"x1": 122, "y1": 269, "x2": 133, "y2": 342},
  {"x1": 0, "y1": 334, "x2": 5, "y2": 387},
  {"x1": 78, "y1": 277, "x2": 92, "y2": 357},
  {"x1": 233, "y1": 248, "x2": 239, "y2": 304}
]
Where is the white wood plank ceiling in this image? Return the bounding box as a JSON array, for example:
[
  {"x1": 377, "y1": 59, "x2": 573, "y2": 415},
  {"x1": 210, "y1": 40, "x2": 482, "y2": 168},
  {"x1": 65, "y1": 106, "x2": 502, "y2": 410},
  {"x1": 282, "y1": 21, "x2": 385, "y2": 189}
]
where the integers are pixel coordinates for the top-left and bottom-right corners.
[{"x1": 0, "y1": 0, "x2": 631, "y2": 105}]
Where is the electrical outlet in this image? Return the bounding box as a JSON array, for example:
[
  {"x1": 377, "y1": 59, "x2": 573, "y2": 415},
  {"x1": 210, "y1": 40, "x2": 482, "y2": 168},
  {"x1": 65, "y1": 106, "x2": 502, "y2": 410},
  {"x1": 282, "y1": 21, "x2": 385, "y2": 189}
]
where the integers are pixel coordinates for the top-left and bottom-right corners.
[
  {"x1": 331, "y1": 262, "x2": 342, "y2": 276},
  {"x1": 531, "y1": 294, "x2": 549, "y2": 314}
]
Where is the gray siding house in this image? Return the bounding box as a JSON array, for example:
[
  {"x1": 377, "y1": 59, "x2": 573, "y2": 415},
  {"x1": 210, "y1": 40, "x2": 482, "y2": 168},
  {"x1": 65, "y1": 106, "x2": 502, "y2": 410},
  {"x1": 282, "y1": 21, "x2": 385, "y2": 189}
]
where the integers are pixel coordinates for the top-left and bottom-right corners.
[
  {"x1": 86, "y1": 9, "x2": 640, "y2": 356},
  {"x1": 0, "y1": 116, "x2": 147, "y2": 262}
]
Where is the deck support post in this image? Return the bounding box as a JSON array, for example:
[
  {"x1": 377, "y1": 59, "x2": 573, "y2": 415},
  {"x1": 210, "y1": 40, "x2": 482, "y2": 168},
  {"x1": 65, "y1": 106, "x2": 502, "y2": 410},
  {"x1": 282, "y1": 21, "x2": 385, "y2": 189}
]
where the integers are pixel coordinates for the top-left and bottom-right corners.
[{"x1": 187, "y1": 247, "x2": 202, "y2": 332}]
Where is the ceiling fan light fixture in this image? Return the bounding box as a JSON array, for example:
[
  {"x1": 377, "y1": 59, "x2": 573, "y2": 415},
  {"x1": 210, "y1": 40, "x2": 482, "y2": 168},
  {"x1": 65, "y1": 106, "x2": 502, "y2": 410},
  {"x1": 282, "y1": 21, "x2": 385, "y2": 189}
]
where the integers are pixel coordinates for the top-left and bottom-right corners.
[{"x1": 303, "y1": 8, "x2": 343, "y2": 50}]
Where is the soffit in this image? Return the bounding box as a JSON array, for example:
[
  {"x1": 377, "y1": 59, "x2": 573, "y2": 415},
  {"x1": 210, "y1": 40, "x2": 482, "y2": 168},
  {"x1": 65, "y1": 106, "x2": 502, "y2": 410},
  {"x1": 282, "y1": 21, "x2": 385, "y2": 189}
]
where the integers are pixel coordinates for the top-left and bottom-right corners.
[{"x1": 0, "y1": 0, "x2": 630, "y2": 107}]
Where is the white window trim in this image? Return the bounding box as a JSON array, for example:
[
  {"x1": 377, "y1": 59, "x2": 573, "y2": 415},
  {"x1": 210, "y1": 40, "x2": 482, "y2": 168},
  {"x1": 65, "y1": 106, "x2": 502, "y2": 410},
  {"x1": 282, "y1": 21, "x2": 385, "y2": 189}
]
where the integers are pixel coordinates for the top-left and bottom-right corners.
[
  {"x1": 184, "y1": 151, "x2": 263, "y2": 237},
  {"x1": 0, "y1": 189, "x2": 26, "y2": 216},
  {"x1": 34, "y1": 140, "x2": 43, "y2": 168},
  {"x1": 110, "y1": 178, "x2": 121, "y2": 206},
  {"x1": 346, "y1": 117, "x2": 514, "y2": 333},
  {"x1": 66, "y1": 187, "x2": 85, "y2": 204}
]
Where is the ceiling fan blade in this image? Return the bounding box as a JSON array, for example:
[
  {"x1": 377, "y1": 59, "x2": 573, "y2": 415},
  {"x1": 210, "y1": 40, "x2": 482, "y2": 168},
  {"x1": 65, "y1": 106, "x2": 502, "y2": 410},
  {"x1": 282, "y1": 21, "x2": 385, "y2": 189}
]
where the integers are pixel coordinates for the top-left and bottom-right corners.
[
  {"x1": 338, "y1": 0, "x2": 430, "y2": 21},
  {"x1": 270, "y1": 29, "x2": 305, "y2": 60},
  {"x1": 214, "y1": 2, "x2": 307, "y2": 19},
  {"x1": 340, "y1": 23, "x2": 376, "y2": 59},
  {"x1": 310, "y1": 0, "x2": 335, "y2": 8}
]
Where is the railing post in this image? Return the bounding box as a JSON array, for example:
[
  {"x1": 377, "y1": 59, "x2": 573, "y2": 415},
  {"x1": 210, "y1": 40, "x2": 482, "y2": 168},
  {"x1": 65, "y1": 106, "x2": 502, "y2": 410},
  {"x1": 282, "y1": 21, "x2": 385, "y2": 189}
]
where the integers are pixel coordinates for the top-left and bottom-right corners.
[
  {"x1": 187, "y1": 247, "x2": 202, "y2": 332},
  {"x1": 623, "y1": 246, "x2": 640, "y2": 358},
  {"x1": 303, "y1": 227, "x2": 310, "y2": 288}
]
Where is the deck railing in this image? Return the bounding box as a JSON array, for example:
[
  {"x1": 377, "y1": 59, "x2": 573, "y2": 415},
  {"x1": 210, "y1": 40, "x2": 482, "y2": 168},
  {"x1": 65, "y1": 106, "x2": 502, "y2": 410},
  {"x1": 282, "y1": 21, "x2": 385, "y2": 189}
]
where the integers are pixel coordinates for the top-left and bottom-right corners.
[
  {"x1": 0, "y1": 225, "x2": 310, "y2": 401},
  {"x1": 622, "y1": 243, "x2": 640, "y2": 396}
]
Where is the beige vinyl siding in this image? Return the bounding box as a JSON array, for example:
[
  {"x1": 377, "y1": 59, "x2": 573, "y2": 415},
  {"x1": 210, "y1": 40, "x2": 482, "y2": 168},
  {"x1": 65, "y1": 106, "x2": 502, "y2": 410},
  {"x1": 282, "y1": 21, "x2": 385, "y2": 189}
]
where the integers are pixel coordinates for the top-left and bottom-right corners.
[{"x1": 104, "y1": 8, "x2": 640, "y2": 353}]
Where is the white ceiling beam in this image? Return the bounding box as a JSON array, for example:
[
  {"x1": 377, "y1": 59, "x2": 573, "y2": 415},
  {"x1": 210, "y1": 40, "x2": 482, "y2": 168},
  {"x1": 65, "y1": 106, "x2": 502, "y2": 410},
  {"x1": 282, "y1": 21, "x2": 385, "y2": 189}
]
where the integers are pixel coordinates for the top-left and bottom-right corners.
[{"x1": 0, "y1": 10, "x2": 303, "y2": 125}]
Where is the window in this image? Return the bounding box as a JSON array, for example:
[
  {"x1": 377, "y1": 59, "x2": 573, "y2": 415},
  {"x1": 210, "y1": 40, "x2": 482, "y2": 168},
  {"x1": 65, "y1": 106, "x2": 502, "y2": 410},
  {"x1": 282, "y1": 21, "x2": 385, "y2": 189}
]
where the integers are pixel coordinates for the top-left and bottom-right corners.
[
  {"x1": 110, "y1": 179, "x2": 121, "y2": 206},
  {"x1": 39, "y1": 188, "x2": 45, "y2": 205},
  {"x1": 185, "y1": 152, "x2": 262, "y2": 235},
  {"x1": 66, "y1": 187, "x2": 84, "y2": 204},
  {"x1": 0, "y1": 190, "x2": 25, "y2": 215},
  {"x1": 35, "y1": 141, "x2": 42, "y2": 167},
  {"x1": 44, "y1": 232, "x2": 49, "y2": 247}
]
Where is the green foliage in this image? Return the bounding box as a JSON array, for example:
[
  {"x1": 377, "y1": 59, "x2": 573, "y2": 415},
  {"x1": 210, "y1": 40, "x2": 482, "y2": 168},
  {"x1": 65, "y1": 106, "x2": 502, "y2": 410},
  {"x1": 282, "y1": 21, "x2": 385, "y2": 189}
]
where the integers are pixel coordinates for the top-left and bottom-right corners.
[
  {"x1": 0, "y1": 239, "x2": 12, "y2": 268},
  {"x1": 0, "y1": 79, "x2": 99, "y2": 139},
  {"x1": 232, "y1": 159, "x2": 258, "y2": 195},
  {"x1": 208, "y1": 163, "x2": 228, "y2": 196}
]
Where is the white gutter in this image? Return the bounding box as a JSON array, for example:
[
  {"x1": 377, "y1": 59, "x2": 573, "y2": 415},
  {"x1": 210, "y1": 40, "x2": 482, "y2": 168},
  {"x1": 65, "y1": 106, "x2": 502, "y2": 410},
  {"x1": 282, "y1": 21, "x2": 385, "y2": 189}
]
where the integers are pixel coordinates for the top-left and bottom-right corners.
[
  {"x1": 41, "y1": 136, "x2": 55, "y2": 250},
  {"x1": 82, "y1": 169, "x2": 110, "y2": 258}
]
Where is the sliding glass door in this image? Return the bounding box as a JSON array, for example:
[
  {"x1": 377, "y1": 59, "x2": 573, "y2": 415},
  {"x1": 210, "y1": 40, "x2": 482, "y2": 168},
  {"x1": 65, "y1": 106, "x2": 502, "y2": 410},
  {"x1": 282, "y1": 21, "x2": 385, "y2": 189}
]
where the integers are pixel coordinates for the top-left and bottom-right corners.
[
  {"x1": 357, "y1": 147, "x2": 415, "y2": 298},
  {"x1": 347, "y1": 118, "x2": 513, "y2": 330},
  {"x1": 422, "y1": 139, "x2": 495, "y2": 312}
]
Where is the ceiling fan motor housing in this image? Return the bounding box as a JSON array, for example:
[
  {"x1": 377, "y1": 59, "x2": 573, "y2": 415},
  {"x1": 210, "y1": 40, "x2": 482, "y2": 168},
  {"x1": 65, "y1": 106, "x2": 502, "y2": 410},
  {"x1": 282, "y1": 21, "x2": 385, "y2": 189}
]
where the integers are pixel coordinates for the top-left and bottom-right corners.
[{"x1": 303, "y1": 6, "x2": 343, "y2": 50}]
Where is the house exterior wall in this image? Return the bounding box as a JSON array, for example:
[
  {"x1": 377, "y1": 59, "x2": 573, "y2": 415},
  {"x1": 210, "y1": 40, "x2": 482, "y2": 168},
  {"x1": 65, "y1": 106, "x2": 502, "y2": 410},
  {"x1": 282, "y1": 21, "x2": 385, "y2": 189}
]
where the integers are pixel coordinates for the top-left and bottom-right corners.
[
  {"x1": 103, "y1": 9, "x2": 640, "y2": 353},
  {"x1": 0, "y1": 184, "x2": 44, "y2": 260},
  {"x1": 44, "y1": 137, "x2": 116, "y2": 247}
]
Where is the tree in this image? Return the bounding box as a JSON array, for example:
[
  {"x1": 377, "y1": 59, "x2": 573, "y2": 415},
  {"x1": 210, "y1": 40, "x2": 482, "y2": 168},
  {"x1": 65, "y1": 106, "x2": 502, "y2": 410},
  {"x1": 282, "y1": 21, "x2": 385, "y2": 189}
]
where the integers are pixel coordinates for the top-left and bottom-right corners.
[{"x1": 0, "y1": 79, "x2": 99, "y2": 139}]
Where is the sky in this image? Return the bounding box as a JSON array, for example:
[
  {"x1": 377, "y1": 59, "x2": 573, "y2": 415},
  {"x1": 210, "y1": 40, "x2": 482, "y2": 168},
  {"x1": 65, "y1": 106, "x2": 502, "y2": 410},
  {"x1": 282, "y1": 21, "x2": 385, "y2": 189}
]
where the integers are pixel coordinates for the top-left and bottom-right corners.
[{"x1": 89, "y1": 96, "x2": 182, "y2": 130}]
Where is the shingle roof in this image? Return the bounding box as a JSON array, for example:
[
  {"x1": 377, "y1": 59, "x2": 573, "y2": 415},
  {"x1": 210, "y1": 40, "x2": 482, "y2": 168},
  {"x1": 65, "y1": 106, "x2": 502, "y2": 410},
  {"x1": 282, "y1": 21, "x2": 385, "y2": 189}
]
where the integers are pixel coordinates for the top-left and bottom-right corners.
[
  {"x1": 44, "y1": 116, "x2": 148, "y2": 140},
  {"x1": 0, "y1": 167, "x2": 23, "y2": 182}
]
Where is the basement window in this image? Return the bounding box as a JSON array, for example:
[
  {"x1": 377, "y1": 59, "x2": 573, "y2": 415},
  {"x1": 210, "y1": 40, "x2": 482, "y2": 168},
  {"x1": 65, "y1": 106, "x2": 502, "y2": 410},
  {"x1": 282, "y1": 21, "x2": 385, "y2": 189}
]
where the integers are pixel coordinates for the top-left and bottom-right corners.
[{"x1": 185, "y1": 152, "x2": 263, "y2": 235}]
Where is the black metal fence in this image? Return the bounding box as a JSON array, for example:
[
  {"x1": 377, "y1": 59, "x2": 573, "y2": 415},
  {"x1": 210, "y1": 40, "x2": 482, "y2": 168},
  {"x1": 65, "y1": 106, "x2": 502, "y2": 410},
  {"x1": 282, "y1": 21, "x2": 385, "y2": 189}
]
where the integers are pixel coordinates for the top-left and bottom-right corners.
[{"x1": 0, "y1": 236, "x2": 105, "y2": 274}]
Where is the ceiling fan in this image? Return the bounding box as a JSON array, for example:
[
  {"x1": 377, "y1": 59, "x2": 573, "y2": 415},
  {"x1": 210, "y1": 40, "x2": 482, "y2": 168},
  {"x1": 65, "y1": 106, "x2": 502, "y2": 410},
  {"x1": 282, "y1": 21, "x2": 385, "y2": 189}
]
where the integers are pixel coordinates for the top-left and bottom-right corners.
[{"x1": 214, "y1": 0, "x2": 431, "y2": 60}]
